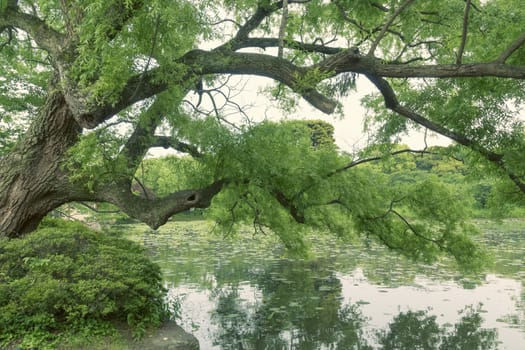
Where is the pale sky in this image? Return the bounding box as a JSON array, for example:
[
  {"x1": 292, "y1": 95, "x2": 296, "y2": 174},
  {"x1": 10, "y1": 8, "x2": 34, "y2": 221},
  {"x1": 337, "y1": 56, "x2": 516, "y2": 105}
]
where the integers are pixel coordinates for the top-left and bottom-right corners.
[{"x1": 150, "y1": 74, "x2": 450, "y2": 157}]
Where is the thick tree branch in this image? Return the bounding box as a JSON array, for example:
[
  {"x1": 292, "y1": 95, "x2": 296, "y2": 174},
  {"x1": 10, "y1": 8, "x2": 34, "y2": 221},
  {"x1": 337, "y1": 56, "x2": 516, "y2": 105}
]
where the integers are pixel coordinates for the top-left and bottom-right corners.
[
  {"x1": 376, "y1": 62, "x2": 525, "y2": 78},
  {"x1": 272, "y1": 190, "x2": 305, "y2": 223},
  {"x1": 236, "y1": 2, "x2": 279, "y2": 40},
  {"x1": 69, "y1": 70, "x2": 171, "y2": 128},
  {"x1": 81, "y1": 49, "x2": 337, "y2": 128},
  {"x1": 229, "y1": 37, "x2": 343, "y2": 54},
  {"x1": 79, "y1": 49, "x2": 525, "y2": 129},
  {"x1": 98, "y1": 179, "x2": 227, "y2": 229},
  {"x1": 364, "y1": 73, "x2": 503, "y2": 161},
  {"x1": 116, "y1": 98, "x2": 200, "y2": 187},
  {"x1": 216, "y1": 1, "x2": 282, "y2": 52},
  {"x1": 218, "y1": 0, "x2": 312, "y2": 52},
  {"x1": 315, "y1": 48, "x2": 525, "y2": 78},
  {"x1": 0, "y1": 8, "x2": 64, "y2": 55},
  {"x1": 118, "y1": 103, "x2": 165, "y2": 174}
]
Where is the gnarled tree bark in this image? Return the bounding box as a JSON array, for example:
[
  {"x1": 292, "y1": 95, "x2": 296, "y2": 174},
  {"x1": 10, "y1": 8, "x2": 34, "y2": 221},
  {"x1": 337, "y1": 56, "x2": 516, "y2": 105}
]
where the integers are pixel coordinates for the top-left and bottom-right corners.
[{"x1": 0, "y1": 90, "x2": 81, "y2": 236}]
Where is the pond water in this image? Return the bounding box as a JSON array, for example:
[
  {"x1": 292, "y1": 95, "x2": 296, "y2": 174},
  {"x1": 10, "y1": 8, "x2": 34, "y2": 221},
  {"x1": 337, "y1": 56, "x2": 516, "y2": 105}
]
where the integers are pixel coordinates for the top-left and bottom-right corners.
[{"x1": 130, "y1": 219, "x2": 525, "y2": 349}]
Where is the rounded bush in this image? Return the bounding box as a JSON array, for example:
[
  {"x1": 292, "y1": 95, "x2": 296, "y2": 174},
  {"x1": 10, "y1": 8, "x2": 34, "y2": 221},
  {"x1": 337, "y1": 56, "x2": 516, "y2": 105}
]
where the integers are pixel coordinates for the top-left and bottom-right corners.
[{"x1": 0, "y1": 218, "x2": 170, "y2": 348}]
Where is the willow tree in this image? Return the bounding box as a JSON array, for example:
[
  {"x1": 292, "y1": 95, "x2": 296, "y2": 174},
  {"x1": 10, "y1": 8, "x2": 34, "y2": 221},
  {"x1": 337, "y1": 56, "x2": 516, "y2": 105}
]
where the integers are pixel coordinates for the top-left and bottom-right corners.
[{"x1": 1, "y1": 0, "x2": 524, "y2": 266}]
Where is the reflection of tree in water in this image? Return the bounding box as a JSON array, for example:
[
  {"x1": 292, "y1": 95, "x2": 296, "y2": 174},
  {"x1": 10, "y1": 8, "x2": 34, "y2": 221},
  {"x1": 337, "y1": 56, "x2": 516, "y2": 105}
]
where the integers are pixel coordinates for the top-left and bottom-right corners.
[
  {"x1": 210, "y1": 259, "x2": 498, "y2": 349},
  {"x1": 378, "y1": 305, "x2": 498, "y2": 350},
  {"x1": 211, "y1": 287, "x2": 253, "y2": 349},
  {"x1": 211, "y1": 258, "x2": 369, "y2": 349}
]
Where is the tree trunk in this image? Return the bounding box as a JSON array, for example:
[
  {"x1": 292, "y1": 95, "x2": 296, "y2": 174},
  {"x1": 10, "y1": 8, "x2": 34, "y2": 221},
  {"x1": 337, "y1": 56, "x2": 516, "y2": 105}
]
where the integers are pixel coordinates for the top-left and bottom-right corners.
[{"x1": 0, "y1": 91, "x2": 82, "y2": 237}]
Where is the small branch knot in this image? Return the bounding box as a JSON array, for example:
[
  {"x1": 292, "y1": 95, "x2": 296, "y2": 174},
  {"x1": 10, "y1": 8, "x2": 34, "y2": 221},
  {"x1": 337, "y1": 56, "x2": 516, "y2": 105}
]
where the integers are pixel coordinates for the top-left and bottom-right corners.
[{"x1": 186, "y1": 193, "x2": 197, "y2": 203}]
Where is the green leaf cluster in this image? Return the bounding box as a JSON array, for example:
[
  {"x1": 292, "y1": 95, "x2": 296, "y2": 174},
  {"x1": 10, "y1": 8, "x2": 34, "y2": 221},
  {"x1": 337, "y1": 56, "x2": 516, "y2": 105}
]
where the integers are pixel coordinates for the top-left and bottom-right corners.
[
  {"x1": 63, "y1": 130, "x2": 128, "y2": 191},
  {"x1": 140, "y1": 156, "x2": 206, "y2": 196},
  {"x1": 178, "y1": 121, "x2": 488, "y2": 270},
  {"x1": 64, "y1": 0, "x2": 201, "y2": 105},
  {"x1": 0, "y1": 218, "x2": 171, "y2": 348}
]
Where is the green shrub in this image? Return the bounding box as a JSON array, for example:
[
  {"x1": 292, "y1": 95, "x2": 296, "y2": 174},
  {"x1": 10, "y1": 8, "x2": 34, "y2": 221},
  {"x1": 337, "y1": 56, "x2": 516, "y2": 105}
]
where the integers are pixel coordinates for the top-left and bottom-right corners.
[{"x1": 0, "y1": 218, "x2": 170, "y2": 348}]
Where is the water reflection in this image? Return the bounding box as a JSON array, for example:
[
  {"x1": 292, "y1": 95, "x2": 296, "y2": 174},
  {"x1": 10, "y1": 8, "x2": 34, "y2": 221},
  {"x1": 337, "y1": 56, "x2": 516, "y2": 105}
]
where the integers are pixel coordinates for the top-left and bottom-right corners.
[
  {"x1": 206, "y1": 260, "x2": 497, "y2": 350},
  {"x1": 210, "y1": 259, "x2": 370, "y2": 349},
  {"x1": 131, "y1": 221, "x2": 525, "y2": 349},
  {"x1": 378, "y1": 306, "x2": 497, "y2": 350}
]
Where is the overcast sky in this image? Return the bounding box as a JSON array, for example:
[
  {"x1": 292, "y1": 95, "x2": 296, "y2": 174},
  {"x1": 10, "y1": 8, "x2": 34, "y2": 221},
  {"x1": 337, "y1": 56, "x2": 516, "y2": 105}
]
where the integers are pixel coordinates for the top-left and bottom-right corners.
[{"x1": 149, "y1": 74, "x2": 450, "y2": 158}]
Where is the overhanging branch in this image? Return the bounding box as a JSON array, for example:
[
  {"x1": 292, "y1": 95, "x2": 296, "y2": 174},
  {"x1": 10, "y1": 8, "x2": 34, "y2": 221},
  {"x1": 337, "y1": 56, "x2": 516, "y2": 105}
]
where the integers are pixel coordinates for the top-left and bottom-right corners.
[
  {"x1": 231, "y1": 37, "x2": 343, "y2": 54},
  {"x1": 365, "y1": 72, "x2": 525, "y2": 194},
  {"x1": 364, "y1": 73, "x2": 504, "y2": 162},
  {"x1": 81, "y1": 45, "x2": 525, "y2": 128},
  {"x1": 98, "y1": 179, "x2": 227, "y2": 229},
  {"x1": 315, "y1": 48, "x2": 525, "y2": 78}
]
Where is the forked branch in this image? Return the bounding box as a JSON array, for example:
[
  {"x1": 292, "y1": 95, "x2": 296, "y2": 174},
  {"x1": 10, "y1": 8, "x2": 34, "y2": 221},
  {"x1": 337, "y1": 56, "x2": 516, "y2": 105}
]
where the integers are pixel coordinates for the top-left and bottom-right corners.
[{"x1": 367, "y1": 0, "x2": 415, "y2": 56}]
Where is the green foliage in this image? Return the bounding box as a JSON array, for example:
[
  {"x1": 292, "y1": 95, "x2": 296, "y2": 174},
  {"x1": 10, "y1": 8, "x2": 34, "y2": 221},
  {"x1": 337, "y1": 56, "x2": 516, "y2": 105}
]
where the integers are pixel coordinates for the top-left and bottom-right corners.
[
  {"x1": 66, "y1": 0, "x2": 201, "y2": 105},
  {"x1": 486, "y1": 179, "x2": 525, "y2": 218},
  {"x1": 189, "y1": 122, "x2": 487, "y2": 270},
  {"x1": 204, "y1": 120, "x2": 343, "y2": 253},
  {"x1": 359, "y1": 143, "x2": 525, "y2": 219},
  {"x1": 140, "y1": 156, "x2": 205, "y2": 196},
  {"x1": 0, "y1": 10, "x2": 50, "y2": 156},
  {"x1": 63, "y1": 129, "x2": 132, "y2": 192},
  {"x1": 0, "y1": 219, "x2": 171, "y2": 348},
  {"x1": 100, "y1": 133, "x2": 499, "y2": 272},
  {"x1": 289, "y1": 119, "x2": 336, "y2": 147}
]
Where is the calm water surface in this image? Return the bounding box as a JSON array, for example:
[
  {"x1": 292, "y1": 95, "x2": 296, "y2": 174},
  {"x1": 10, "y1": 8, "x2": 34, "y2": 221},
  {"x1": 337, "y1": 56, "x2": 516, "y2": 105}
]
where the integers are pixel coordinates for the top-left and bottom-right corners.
[{"x1": 132, "y1": 219, "x2": 525, "y2": 349}]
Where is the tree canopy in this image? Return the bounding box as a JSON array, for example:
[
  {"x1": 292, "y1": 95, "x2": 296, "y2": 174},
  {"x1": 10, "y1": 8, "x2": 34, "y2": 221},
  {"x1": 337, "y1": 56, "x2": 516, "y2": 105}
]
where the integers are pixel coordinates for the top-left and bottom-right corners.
[{"x1": 1, "y1": 0, "x2": 525, "y2": 268}]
